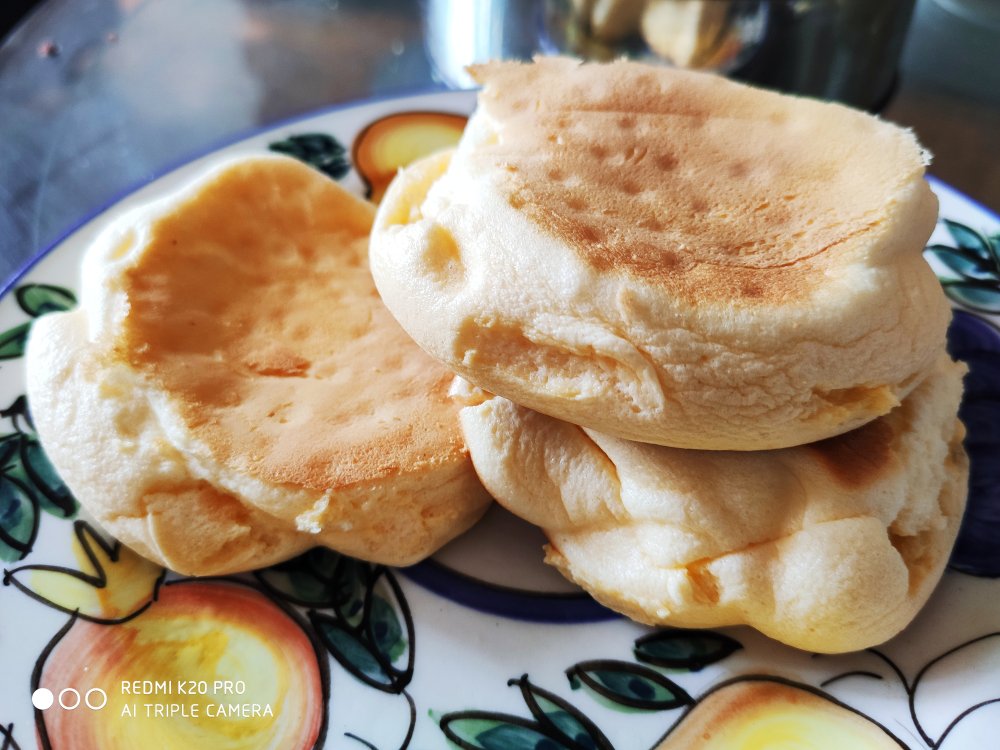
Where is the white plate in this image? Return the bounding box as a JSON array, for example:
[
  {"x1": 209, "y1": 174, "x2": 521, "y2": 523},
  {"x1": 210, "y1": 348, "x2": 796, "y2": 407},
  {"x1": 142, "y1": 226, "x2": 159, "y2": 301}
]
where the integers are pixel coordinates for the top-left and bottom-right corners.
[{"x1": 2, "y1": 90, "x2": 1000, "y2": 750}]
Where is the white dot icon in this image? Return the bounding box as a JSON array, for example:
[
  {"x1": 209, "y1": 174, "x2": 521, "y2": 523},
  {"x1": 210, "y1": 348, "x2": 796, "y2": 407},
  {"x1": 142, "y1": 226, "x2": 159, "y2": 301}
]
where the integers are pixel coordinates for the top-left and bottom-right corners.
[{"x1": 31, "y1": 688, "x2": 54, "y2": 710}]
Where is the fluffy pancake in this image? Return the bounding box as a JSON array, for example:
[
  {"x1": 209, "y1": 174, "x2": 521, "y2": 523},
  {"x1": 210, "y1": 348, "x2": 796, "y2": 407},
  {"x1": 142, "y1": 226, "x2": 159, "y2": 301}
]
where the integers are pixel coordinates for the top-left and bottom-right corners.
[
  {"x1": 26, "y1": 155, "x2": 490, "y2": 575},
  {"x1": 457, "y1": 354, "x2": 969, "y2": 653},
  {"x1": 369, "y1": 57, "x2": 950, "y2": 450}
]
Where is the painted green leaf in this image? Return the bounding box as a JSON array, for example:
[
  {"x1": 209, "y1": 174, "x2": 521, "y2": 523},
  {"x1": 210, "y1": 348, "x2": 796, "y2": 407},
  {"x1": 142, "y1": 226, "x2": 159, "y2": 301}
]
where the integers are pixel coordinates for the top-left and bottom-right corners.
[
  {"x1": 942, "y1": 281, "x2": 1000, "y2": 314},
  {"x1": 302, "y1": 545, "x2": 341, "y2": 579},
  {"x1": 944, "y1": 219, "x2": 996, "y2": 264},
  {"x1": 476, "y1": 724, "x2": 565, "y2": 750},
  {"x1": 255, "y1": 547, "x2": 373, "y2": 611},
  {"x1": 332, "y1": 556, "x2": 369, "y2": 625},
  {"x1": 926, "y1": 245, "x2": 998, "y2": 281},
  {"x1": 512, "y1": 675, "x2": 611, "y2": 750},
  {"x1": 440, "y1": 713, "x2": 567, "y2": 750},
  {"x1": 365, "y1": 568, "x2": 414, "y2": 688},
  {"x1": 255, "y1": 566, "x2": 330, "y2": 606},
  {"x1": 634, "y1": 629, "x2": 742, "y2": 671},
  {"x1": 0, "y1": 476, "x2": 38, "y2": 562},
  {"x1": 269, "y1": 133, "x2": 350, "y2": 180},
  {"x1": 370, "y1": 592, "x2": 406, "y2": 664},
  {"x1": 0, "y1": 324, "x2": 30, "y2": 361},
  {"x1": 311, "y1": 612, "x2": 394, "y2": 688},
  {"x1": 17, "y1": 436, "x2": 76, "y2": 518},
  {"x1": 0, "y1": 434, "x2": 21, "y2": 470},
  {"x1": 15, "y1": 284, "x2": 77, "y2": 317},
  {"x1": 567, "y1": 659, "x2": 692, "y2": 711},
  {"x1": 544, "y1": 711, "x2": 594, "y2": 750},
  {"x1": 255, "y1": 548, "x2": 340, "y2": 606}
]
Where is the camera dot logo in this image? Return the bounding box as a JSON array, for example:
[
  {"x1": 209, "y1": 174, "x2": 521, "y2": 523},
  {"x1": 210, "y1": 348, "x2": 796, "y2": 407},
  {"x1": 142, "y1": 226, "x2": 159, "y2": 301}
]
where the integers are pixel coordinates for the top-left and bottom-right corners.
[
  {"x1": 32, "y1": 687, "x2": 107, "y2": 711},
  {"x1": 32, "y1": 688, "x2": 54, "y2": 710}
]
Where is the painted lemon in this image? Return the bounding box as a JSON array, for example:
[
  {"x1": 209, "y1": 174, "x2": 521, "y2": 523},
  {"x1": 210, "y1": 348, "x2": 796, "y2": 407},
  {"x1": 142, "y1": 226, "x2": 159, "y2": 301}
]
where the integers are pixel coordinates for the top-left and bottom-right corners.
[{"x1": 655, "y1": 678, "x2": 906, "y2": 749}]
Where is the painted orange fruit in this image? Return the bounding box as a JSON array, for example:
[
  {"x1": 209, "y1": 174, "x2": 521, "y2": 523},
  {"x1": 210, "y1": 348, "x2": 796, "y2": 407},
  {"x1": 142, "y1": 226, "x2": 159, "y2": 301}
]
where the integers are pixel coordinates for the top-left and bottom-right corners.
[
  {"x1": 352, "y1": 111, "x2": 467, "y2": 203},
  {"x1": 35, "y1": 580, "x2": 328, "y2": 750}
]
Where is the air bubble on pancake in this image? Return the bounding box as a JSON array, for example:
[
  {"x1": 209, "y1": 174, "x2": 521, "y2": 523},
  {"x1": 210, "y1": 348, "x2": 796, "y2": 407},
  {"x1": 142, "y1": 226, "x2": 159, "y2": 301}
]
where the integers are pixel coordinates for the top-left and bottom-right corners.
[
  {"x1": 508, "y1": 191, "x2": 527, "y2": 210},
  {"x1": 685, "y1": 561, "x2": 721, "y2": 606},
  {"x1": 576, "y1": 224, "x2": 602, "y2": 244},
  {"x1": 266, "y1": 402, "x2": 292, "y2": 425},
  {"x1": 244, "y1": 346, "x2": 310, "y2": 377},
  {"x1": 418, "y1": 222, "x2": 465, "y2": 285},
  {"x1": 623, "y1": 145, "x2": 647, "y2": 165},
  {"x1": 655, "y1": 153, "x2": 678, "y2": 170},
  {"x1": 728, "y1": 161, "x2": 750, "y2": 179},
  {"x1": 637, "y1": 215, "x2": 664, "y2": 232},
  {"x1": 589, "y1": 144, "x2": 609, "y2": 160}
]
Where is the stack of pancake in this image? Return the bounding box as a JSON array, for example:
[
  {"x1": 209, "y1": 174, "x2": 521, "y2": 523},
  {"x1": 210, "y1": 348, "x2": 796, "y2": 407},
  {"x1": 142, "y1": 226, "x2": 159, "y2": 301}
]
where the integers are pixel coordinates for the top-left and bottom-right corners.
[
  {"x1": 368, "y1": 57, "x2": 968, "y2": 653},
  {"x1": 26, "y1": 56, "x2": 967, "y2": 654}
]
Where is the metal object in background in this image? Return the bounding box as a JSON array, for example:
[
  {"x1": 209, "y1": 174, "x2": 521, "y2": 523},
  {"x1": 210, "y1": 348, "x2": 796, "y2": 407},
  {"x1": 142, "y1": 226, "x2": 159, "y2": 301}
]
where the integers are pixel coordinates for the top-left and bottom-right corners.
[
  {"x1": 424, "y1": 0, "x2": 547, "y2": 88},
  {"x1": 729, "y1": 0, "x2": 917, "y2": 111},
  {"x1": 424, "y1": 0, "x2": 917, "y2": 110}
]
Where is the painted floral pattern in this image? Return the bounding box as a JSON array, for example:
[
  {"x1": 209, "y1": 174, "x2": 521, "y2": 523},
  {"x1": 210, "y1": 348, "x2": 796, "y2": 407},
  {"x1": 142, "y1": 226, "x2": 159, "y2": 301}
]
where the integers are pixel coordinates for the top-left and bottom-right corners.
[
  {"x1": 926, "y1": 220, "x2": 1000, "y2": 314},
  {"x1": 439, "y1": 625, "x2": 1000, "y2": 749},
  {"x1": 0, "y1": 285, "x2": 78, "y2": 563}
]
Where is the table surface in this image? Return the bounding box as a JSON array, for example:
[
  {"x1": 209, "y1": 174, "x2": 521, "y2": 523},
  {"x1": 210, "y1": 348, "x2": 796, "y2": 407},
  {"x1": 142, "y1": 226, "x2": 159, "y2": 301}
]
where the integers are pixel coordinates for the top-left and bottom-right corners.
[{"x1": 1, "y1": 0, "x2": 999, "y2": 286}]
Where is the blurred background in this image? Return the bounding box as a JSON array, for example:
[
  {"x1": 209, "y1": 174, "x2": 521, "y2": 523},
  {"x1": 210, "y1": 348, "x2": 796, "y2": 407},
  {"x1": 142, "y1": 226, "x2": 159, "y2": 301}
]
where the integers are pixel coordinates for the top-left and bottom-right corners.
[{"x1": 1, "y1": 0, "x2": 998, "y2": 284}]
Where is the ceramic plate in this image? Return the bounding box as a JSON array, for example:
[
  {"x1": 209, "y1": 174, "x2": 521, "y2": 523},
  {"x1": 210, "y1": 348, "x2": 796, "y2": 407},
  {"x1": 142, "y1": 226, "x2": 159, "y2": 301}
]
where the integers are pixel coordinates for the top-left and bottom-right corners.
[{"x1": 1, "y1": 91, "x2": 999, "y2": 750}]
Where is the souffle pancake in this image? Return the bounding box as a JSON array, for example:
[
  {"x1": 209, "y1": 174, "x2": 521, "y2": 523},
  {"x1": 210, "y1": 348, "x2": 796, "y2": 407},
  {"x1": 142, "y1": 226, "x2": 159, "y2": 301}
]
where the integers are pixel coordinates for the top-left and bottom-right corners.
[
  {"x1": 25, "y1": 155, "x2": 490, "y2": 576},
  {"x1": 369, "y1": 57, "x2": 950, "y2": 450},
  {"x1": 457, "y1": 354, "x2": 968, "y2": 654}
]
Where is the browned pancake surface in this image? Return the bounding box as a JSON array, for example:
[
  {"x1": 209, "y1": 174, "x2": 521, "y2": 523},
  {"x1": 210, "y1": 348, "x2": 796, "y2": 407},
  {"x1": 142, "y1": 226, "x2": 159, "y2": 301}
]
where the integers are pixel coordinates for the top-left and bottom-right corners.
[
  {"x1": 118, "y1": 158, "x2": 465, "y2": 491},
  {"x1": 467, "y1": 58, "x2": 932, "y2": 305}
]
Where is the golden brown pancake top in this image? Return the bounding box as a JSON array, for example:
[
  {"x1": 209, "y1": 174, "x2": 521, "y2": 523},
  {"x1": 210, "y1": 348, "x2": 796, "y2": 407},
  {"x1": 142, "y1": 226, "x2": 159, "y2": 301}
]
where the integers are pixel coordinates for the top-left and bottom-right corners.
[
  {"x1": 118, "y1": 158, "x2": 465, "y2": 491},
  {"x1": 467, "y1": 59, "x2": 933, "y2": 305}
]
